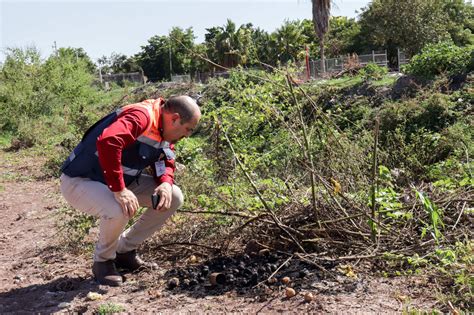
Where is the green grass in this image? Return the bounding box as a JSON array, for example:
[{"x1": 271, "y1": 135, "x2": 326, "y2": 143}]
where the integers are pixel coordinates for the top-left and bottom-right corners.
[
  {"x1": 371, "y1": 74, "x2": 398, "y2": 86},
  {"x1": 96, "y1": 302, "x2": 125, "y2": 314},
  {"x1": 0, "y1": 132, "x2": 12, "y2": 149},
  {"x1": 315, "y1": 73, "x2": 397, "y2": 89}
]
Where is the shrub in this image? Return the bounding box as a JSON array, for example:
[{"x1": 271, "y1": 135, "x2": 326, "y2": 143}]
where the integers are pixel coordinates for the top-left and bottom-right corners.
[
  {"x1": 359, "y1": 62, "x2": 388, "y2": 81},
  {"x1": 0, "y1": 47, "x2": 102, "y2": 137},
  {"x1": 403, "y1": 41, "x2": 472, "y2": 79}
]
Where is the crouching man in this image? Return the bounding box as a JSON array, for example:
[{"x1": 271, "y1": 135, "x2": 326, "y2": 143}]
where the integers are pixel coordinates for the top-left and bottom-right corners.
[{"x1": 60, "y1": 96, "x2": 201, "y2": 286}]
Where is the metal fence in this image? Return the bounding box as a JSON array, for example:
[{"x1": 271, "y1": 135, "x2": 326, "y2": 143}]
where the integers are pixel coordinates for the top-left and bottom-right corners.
[
  {"x1": 99, "y1": 71, "x2": 146, "y2": 85},
  {"x1": 309, "y1": 50, "x2": 398, "y2": 78},
  {"x1": 171, "y1": 74, "x2": 192, "y2": 83},
  {"x1": 194, "y1": 71, "x2": 230, "y2": 84},
  {"x1": 397, "y1": 48, "x2": 410, "y2": 70}
]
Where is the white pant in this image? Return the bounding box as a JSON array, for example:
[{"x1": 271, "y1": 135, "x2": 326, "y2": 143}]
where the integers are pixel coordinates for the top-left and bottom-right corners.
[{"x1": 60, "y1": 173, "x2": 183, "y2": 262}]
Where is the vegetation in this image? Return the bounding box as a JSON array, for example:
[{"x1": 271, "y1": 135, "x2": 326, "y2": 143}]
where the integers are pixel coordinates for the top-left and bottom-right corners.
[
  {"x1": 1, "y1": 1, "x2": 473, "y2": 311},
  {"x1": 96, "y1": 302, "x2": 126, "y2": 314},
  {"x1": 87, "y1": 0, "x2": 473, "y2": 81},
  {"x1": 403, "y1": 41, "x2": 473, "y2": 78}
]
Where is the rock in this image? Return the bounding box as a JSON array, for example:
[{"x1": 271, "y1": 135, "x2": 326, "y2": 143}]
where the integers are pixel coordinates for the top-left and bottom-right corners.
[
  {"x1": 86, "y1": 292, "x2": 103, "y2": 301},
  {"x1": 148, "y1": 289, "x2": 162, "y2": 299},
  {"x1": 57, "y1": 302, "x2": 70, "y2": 309},
  {"x1": 267, "y1": 277, "x2": 277, "y2": 284},
  {"x1": 304, "y1": 292, "x2": 314, "y2": 302},
  {"x1": 285, "y1": 287, "x2": 296, "y2": 298},
  {"x1": 189, "y1": 255, "x2": 197, "y2": 263},
  {"x1": 13, "y1": 275, "x2": 24, "y2": 281}
]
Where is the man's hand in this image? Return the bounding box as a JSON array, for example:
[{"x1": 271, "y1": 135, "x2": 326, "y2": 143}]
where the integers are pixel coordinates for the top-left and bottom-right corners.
[
  {"x1": 114, "y1": 188, "x2": 139, "y2": 217},
  {"x1": 153, "y1": 182, "x2": 172, "y2": 211}
]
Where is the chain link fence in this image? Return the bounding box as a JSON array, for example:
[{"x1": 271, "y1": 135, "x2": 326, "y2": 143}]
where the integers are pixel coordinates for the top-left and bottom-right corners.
[{"x1": 309, "y1": 50, "x2": 409, "y2": 78}]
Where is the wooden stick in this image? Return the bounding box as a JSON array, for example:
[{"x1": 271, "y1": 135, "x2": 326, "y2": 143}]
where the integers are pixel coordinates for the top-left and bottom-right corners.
[
  {"x1": 254, "y1": 254, "x2": 294, "y2": 288},
  {"x1": 370, "y1": 116, "x2": 380, "y2": 242},
  {"x1": 286, "y1": 74, "x2": 318, "y2": 219},
  {"x1": 154, "y1": 242, "x2": 220, "y2": 251},
  {"x1": 452, "y1": 201, "x2": 466, "y2": 230},
  {"x1": 177, "y1": 209, "x2": 254, "y2": 218},
  {"x1": 223, "y1": 131, "x2": 306, "y2": 253}
]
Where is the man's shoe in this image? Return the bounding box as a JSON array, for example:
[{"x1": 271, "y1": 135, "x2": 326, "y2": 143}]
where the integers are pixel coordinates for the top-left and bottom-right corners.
[
  {"x1": 115, "y1": 249, "x2": 158, "y2": 272},
  {"x1": 92, "y1": 260, "x2": 123, "y2": 287}
]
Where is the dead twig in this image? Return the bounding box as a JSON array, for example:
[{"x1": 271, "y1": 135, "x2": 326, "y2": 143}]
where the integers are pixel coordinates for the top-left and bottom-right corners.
[
  {"x1": 223, "y1": 131, "x2": 306, "y2": 253},
  {"x1": 254, "y1": 254, "x2": 294, "y2": 288}
]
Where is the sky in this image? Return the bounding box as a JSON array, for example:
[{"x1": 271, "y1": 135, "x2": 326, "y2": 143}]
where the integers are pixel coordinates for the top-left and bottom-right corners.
[{"x1": 0, "y1": 0, "x2": 370, "y2": 63}]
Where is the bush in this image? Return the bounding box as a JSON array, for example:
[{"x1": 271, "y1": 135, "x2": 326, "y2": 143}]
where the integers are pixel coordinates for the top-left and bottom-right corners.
[
  {"x1": 403, "y1": 41, "x2": 472, "y2": 79},
  {"x1": 359, "y1": 62, "x2": 388, "y2": 81},
  {"x1": 0, "y1": 47, "x2": 102, "y2": 137}
]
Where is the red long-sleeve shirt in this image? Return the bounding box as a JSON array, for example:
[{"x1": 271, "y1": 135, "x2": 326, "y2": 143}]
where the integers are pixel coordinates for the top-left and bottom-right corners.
[{"x1": 96, "y1": 107, "x2": 175, "y2": 192}]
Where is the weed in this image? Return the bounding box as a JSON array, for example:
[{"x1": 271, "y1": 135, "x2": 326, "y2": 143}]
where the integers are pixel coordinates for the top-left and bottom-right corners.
[{"x1": 96, "y1": 302, "x2": 125, "y2": 315}]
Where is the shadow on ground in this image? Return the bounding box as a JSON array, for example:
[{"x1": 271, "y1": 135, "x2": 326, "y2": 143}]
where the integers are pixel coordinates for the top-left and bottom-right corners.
[{"x1": 0, "y1": 275, "x2": 102, "y2": 313}]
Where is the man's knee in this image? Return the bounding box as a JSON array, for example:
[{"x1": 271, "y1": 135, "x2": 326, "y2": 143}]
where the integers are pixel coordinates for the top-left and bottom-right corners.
[
  {"x1": 99, "y1": 204, "x2": 128, "y2": 222},
  {"x1": 171, "y1": 185, "x2": 184, "y2": 210}
]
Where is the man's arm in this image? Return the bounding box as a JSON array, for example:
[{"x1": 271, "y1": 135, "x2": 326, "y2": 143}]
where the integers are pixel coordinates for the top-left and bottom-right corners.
[
  {"x1": 96, "y1": 107, "x2": 149, "y2": 217},
  {"x1": 151, "y1": 144, "x2": 176, "y2": 211},
  {"x1": 96, "y1": 108, "x2": 150, "y2": 191}
]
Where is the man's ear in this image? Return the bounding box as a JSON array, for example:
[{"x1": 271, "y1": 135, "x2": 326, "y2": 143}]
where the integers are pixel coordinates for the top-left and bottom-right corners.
[{"x1": 171, "y1": 113, "x2": 181, "y2": 123}]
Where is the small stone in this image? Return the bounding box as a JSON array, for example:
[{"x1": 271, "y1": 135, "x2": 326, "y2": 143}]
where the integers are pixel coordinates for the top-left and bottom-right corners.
[
  {"x1": 148, "y1": 289, "x2": 162, "y2": 299},
  {"x1": 267, "y1": 277, "x2": 277, "y2": 284},
  {"x1": 57, "y1": 302, "x2": 70, "y2": 309},
  {"x1": 281, "y1": 276, "x2": 291, "y2": 284},
  {"x1": 86, "y1": 292, "x2": 103, "y2": 301},
  {"x1": 285, "y1": 287, "x2": 296, "y2": 298},
  {"x1": 304, "y1": 292, "x2": 314, "y2": 302}
]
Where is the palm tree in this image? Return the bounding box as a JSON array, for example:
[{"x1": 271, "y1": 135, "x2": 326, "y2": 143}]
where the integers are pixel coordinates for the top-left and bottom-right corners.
[{"x1": 311, "y1": 0, "x2": 331, "y2": 74}]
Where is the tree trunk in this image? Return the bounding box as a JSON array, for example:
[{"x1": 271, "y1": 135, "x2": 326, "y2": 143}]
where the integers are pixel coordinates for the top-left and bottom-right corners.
[{"x1": 319, "y1": 39, "x2": 326, "y2": 75}]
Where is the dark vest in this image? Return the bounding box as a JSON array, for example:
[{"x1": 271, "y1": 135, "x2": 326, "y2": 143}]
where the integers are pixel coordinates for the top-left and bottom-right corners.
[{"x1": 61, "y1": 99, "x2": 175, "y2": 187}]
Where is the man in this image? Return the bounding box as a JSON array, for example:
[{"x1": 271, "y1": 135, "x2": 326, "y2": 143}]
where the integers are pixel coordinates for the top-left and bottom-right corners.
[{"x1": 60, "y1": 95, "x2": 201, "y2": 286}]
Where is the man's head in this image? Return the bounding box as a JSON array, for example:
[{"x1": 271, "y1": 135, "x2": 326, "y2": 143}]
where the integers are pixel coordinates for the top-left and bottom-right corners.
[{"x1": 161, "y1": 95, "x2": 201, "y2": 143}]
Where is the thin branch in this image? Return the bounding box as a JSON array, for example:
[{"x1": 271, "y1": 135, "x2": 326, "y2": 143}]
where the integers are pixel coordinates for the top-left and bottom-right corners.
[{"x1": 223, "y1": 131, "x2": 306, "y2": 253}]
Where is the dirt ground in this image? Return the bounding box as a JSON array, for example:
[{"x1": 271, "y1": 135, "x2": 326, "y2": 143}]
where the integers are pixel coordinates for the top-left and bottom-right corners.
[{"x1": 0, "y1": 149, "x2": 441, "y2": 313}]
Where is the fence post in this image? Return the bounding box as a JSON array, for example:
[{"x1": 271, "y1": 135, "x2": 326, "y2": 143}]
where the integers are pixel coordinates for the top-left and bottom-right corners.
[
  {"x1": 99, "y1": 67, "x2": 103, "y2": 84},
  {"x1": 397, "y1": 48, "x2": 400, "y2": 72},
  {"x1": 372, "y1": 50, "x2": 375, "y2": 63},
  {"x1": 385, "y1": 49, "x2": 388, "y2": 67}
]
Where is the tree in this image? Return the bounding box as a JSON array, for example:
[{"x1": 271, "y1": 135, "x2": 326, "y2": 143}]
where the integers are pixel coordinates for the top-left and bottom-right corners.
[
  {"x1": 311, "y1": 0, "x2": 331, "y2": 74},
  {"x1": 442, "y1": 0, "x2": 474, "y2": 46},
  {"x1": 135, "y1": 35, "x2": 169, "y2": 81},
  {"x1": 135, "y1": 27, "x2": 195, "y2": 81},
  {"x1": 273, "y1": 20, "x2": 308, "y2": 64},
  {"x1": 204, "y1": 20, "x2": 257, "y2": 69},
  {"x1": 97, "y1": 53, "x2": 140, "y2": 74},
  {"x1": 57, "y1": 47, "x2": 96, "y2": 73},
  {"x1": 357, "y1": 0, "x2": 472, "y2": 57},
  {"x1": 325, "y1": 16, "x2": 361, "y2": 57},
  {"x1": 250, "y1": 27, "x2": 273, "y2": 66}
]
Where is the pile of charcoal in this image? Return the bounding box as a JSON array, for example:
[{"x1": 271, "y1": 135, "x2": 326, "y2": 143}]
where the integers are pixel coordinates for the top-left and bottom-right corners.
[{"x1": 164, "y1": 251, "x2": 323, "y2": 292}]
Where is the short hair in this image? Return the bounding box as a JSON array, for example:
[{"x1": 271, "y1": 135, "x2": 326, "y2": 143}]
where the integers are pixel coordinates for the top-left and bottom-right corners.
[{"x1": 163, "y1": 96, "x2": 197, "y2": 124}]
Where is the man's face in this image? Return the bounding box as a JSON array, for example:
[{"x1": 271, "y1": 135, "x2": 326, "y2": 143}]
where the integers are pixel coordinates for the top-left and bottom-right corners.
[{"x1": 163, "y1": 113, "x2": 200, "y2": 143}]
